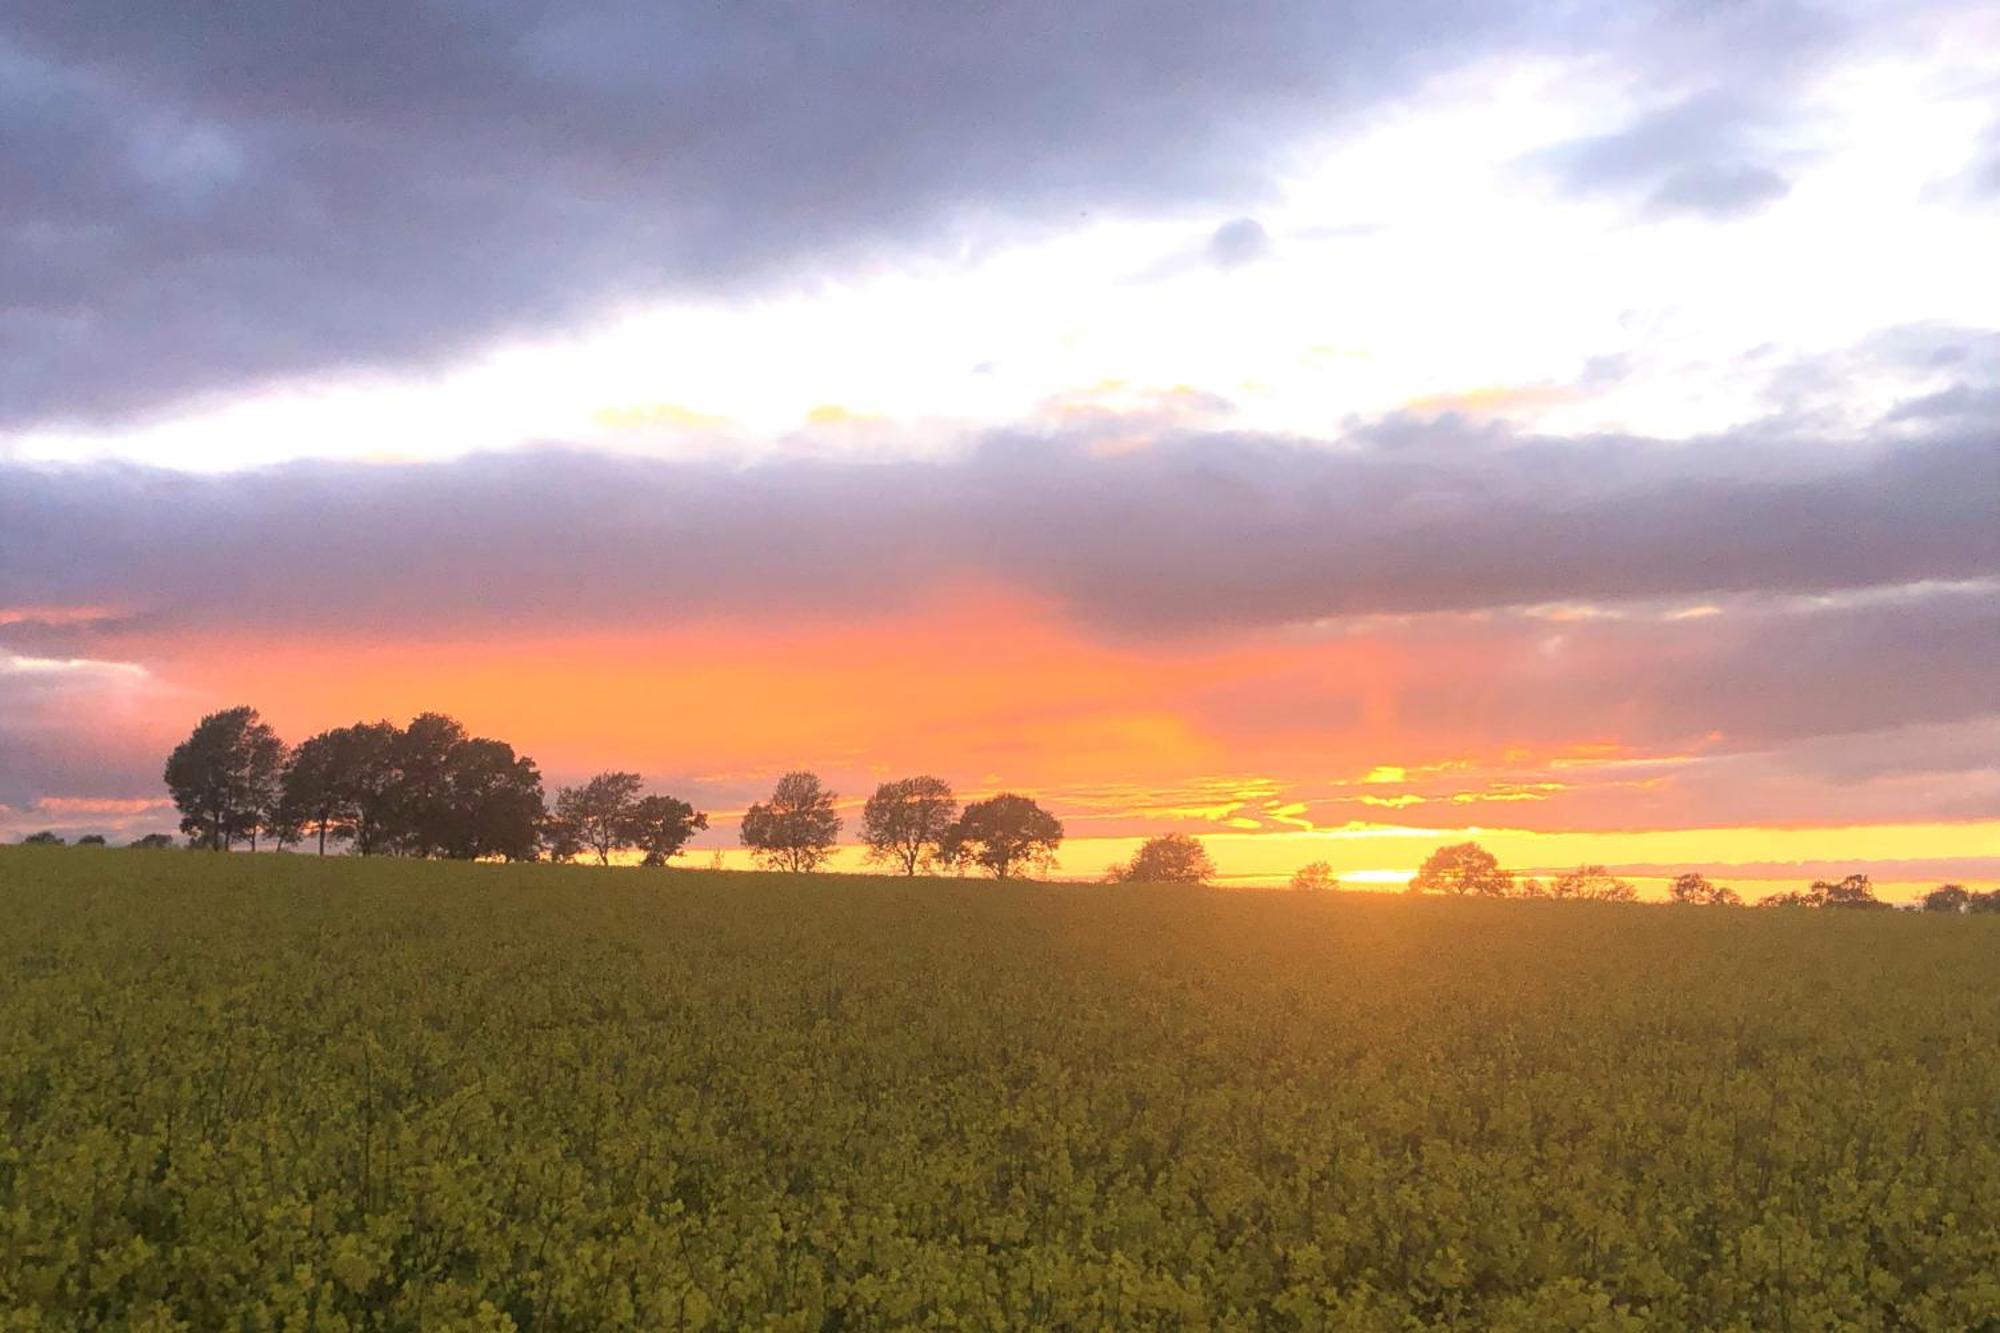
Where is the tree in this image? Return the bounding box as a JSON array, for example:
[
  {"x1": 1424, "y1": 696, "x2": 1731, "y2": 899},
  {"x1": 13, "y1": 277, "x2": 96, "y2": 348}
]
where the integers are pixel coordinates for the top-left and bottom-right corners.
[
  {"x1": 386, "y1": 712, "x2": 469, "y2": 857},
  {"x1": 1290, "y1": 861, "x2": 1336, "y2": 891},
  {"x1": 338, "y1": 722, "x2": 405, "y2": 856},
  {"x1": 1812, "y1": 873, "x2": 1888, "y2": 910},
  {"x1": 540, "y1": 811, "x2": 586, "y2": 864},
  {"x1": 554, "y1": 771, "x2": 647, "y2": 865},
  {"x1": 1921, "y1": 884, "x2": 1970, "y2": 914},
  {"x1": 278, "y1": 729, "x2": 362, "y2": 855},
  {"x1": 628, "y1": 793, "x2": 708, "y2": 866},
  {"x1": 942, "y1": 793, "x2": 1062, "y2": 880},
  {"x1": 1969, "y1": 891, "x2": 2000, "y2": 915},
  {"x1": 21, "y1": 830, "x2": 64, "y2": 845},
  {"x1": 438, "y1": 738, "x2": 546, "y2": 861},
  {"x1": 163, "y1": 706, "x2": 286, "y2": 851},
  {"x1": 75, "y1": 834, "x2": 107, "y2": 846},
  {"x1": 128, "y1": 833, "x2": 176, "y2": 850},
  {"x1": 1758, "y1": 888, "x2": 1814, "y2": 908},
  {"x1": 740, "y1": 772, "x2": 842, "y2": 873},
  {"x1": 1549, "y1": 865, "x2": 1638, "y2": 902},
  {"x1": 860, "y1": 776, "x2": 958, "y2": 875},
  {"x1": 1408, "y1": 841, "x2": 1513, "y2": 896},
  {"x1": 1670, "y1": 872, "x2": 1741, "y2": 906},
  {"x1": 1107, "y1": 833, "x2": 1215, "y2": 884}
]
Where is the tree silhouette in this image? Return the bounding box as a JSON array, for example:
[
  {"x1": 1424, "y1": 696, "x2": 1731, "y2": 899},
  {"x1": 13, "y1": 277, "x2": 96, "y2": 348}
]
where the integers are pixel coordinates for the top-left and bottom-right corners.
[
  {"x1": 128, "y1": 833, "x2": 176, "y2": 850},
  {"x1": 387, "y1": 712, "x2": 469, "y2": 857},
  {"x1": 1408, "y1": 841, "x2": 1512, "y2": 896},
  {"x1": 1290, "y1": 861, "x2": 1336, "y2": 891},
  {"x1": 1921, "y1": 884, "x2": 1970, "y2": 913},
  {"x1": 75, "y1": 834, "x2": 107, "y2": 846},
  {"x1": 629, "y1": 793, "x2": 708, "y2": 866},
  {"x1": 439, "y1": 738, "x2": 545, "y2": 861},
  {"x1": 1812, "y1": 873, "x2": 1888, "y2": 910},
  {"x1": 278, "y1": 729, "x2": 362, "y2": 855},
  {"x1": 554, "y1": 772, "x2": 646, "y2": 865},
  {"x1": 339, "y1": 722, "x2": 405, "y2": 856},
  {"x1": 1107, "y1": 832, "x2": 1215, "y2": 884},
  {"x1": 1549, "y1": 865, "x2": 1638, "y2": 902},
  {"x1": 164, "y1": 706, "x2": 286, "y2": 851},
  {"x1": 942, "y1": 794, "x2": 1062, "y2": 880},
  {"x1": 21, "y1": 830, "x2": 64, "y2": 846},
  {"x1": 1670, "y1": 872, "x2": 1741, "y2": 906},
  {"x1": 741, "y1": 772, "x2": 842, "y2": 873},
  {"x1": 860, "y1": 776, "x2": 958, "y2": 875}
]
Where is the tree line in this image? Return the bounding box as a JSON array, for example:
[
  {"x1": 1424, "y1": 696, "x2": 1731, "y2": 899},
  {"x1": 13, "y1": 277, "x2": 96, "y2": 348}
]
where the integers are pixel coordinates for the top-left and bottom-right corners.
[
  {"x1": 137, "y1": 707, "x2": 1070, "y2": 876},
  {"x1": 9, "y1": 709, "x2": 1992, "y2": 908},
  {"x1": 1352, "y1": 840, "x2": 1999, "y2": 912}
]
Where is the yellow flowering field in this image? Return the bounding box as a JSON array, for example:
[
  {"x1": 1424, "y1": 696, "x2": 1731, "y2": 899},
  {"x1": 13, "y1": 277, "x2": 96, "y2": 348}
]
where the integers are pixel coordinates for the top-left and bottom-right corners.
[{"x1": 1, "y1": 848, "x2": 1996, "y2": 1330}]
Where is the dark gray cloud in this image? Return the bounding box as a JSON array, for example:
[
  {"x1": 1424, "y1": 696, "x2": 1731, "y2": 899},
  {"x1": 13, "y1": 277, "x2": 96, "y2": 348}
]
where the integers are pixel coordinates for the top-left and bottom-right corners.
[
  {"x1": 2, "y1": 411, "x2": 1994, "y2": 646},
  {"x1": 1528, "y1": 90, "x2": 1793, "y2": 218},
  {"x1": 0, "y1": 0, "x2": 1555, "y2": 429},
  {"x1": 3, "y1": 0, "x2": 1938, "y2": 428}
]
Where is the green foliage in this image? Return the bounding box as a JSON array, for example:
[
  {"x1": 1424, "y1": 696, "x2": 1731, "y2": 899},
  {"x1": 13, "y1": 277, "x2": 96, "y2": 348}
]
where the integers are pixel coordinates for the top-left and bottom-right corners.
[{"x1": 2, "y1": 851, "x2": 1998, "y2": 1329}]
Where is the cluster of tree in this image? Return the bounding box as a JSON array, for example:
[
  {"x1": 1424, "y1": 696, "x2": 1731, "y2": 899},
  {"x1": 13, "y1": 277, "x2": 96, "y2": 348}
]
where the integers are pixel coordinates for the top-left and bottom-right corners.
[
  {"x1": 1920, "y1": 884, "x2": 2000, "y2": 913},
  {"x1": 826, "y1": 775, "x2": 1067, "y2": 879},
  {"x1": 545, "y1": 771, "x2": 708, "y2": 866},
  {"x1": 16, "y1": 831, "x2": 180, "y2": 849},
  {"x1": 165, "y1": 707, "x2": 551, "y2": 858}
]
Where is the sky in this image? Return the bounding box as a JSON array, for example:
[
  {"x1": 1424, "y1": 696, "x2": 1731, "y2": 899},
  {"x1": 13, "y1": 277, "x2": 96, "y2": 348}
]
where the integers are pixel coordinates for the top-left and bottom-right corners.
[{"x1": 3, "y1": 0, "x2": 1997, "y2": 895}]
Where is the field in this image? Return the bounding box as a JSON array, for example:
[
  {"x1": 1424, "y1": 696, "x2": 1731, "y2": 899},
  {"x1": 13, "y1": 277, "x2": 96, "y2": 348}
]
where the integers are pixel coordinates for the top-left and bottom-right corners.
[{"x1": 2, "y1": 850, "x2": 1997, "y2": 1330}]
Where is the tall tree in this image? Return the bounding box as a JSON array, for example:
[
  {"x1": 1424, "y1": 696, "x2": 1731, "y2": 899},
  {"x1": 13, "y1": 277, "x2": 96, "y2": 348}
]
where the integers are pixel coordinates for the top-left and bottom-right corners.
[
  {"x1": 278, "y1": 729, "x2": 361, "y2": 855},
  {"x1": 340, "y1": 722, "x2": 404, "y2": 856},
  {"x1": 388, "y1": 712, "x2": 469, "y2": 856},
  {"x1": 1408, "y1": 841, "x2": 1513, "y2": 896},
  {"x1": 628, "y1": 794, "x2": 708, "y2": 866},
  {"x1": 163, "y1": 706, "x2": 285, "y2": 851},
  {"x1": 942, "y1": 793, "x2": 1062, "y2": 880},
  {"x1": 439, "y1": 738, "x2": 546, "y2": 861},
  {"x1": 1106, "y1": 832, "x2": 1215, "y2": 884},
  {"x1": 859, "y1": 776, "x2": 958, "y2": 876},
  {"x1": 554, "y1": 771, "x2": 647, "y2": 865},
  {"x1": 740, "y1": 771, "x2": 842, "y2": 873}
]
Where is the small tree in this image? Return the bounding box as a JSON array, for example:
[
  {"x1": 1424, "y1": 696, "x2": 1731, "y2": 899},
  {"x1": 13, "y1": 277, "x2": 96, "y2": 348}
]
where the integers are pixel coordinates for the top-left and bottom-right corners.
[
  {"x1": 1290, "y1": 861, "x2": 1336, "y2": 891},
  {"x1": 554, "y1": 771, "x2": 646, "y2": 865},
  {"x1": 1549, "y1": 865, "x2": 1638, "y2": 902},
  {"x1": 1969, "y1": 890, "x2": 2000, "y2": 915},
  {"x1": 1408, "y1": 841, "x2": 1513, "y2": 896},
  {"x1": 75, "y1": 834, "x2": 107, "y2": 846},
  {"x1": 128, "y1": 833, "x2": 176, "y2": 850},
  {"x1": 1812, "y1": 873, "x2": 1887, "y2": 910},
  {"x1": 740, "y1": 772, "x2": 842, "y2": 873},
  {"x1": 1107, "y1": 833, "x2": 1215, "y2": 884},
  {"x1": 21, "y1": 830, "x2": 64, "y2": 846},
  {"x1": 942, "y1": 794, "x2": 1063, "y2": 880},
  {"x1": 163, "y1": 706, "x2": 286, "y2": 851},
  {"x1": 1921, "y1": 884, "x2": 1970, "y2": 914},
  {"x1": 1670, "y1": 872, "x2": 1741, "y2": 906},
  {"x1": 860, "y1": 776, "x2": 958, "y2": 875},
  {"x1": 628, "y1": 794, "x2": 708, "y2": 866}
]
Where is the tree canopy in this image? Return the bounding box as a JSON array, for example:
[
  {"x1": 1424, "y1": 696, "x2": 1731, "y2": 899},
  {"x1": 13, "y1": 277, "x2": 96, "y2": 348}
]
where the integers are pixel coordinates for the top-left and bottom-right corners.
[
  {"x1": 1408, "y1": 842, "x2": 1513, "y2": 896},
  {"x1": 1107, "y1": 833, "x2": 1215, "y2": 885},
  {"x1": 740, "y1": 772, "x2": 842, "y2": 873},
  {"x1": 943, "y1": 794, "x2": 1062, "y2": 880},
  {"x1": 859, "y1": 776, "x2": 958, "y2": 876},
  {"x1": 164, "y1": 706, "x2": 287, "y2": 851}
]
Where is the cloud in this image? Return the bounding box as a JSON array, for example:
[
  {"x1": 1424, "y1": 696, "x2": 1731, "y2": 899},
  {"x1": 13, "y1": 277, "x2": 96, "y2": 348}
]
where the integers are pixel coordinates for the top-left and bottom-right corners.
[
  {"x1": 1528, "y1": 90, "x2": 1793, "y2": 218},
  {"x1": 0, "y1": 0, "x2": 1555, "y2": 430},
  {"x1": 1207, "y1": 218, "x2": 1272, "y2": 269},
  {"x1": 2, "y1": 407, "x2": 1994, "y2": 648}
]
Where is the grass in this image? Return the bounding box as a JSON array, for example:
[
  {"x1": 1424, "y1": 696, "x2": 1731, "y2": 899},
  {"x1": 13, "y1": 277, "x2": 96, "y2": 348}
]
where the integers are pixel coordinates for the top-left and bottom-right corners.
[{"x1": 2, "y1": 846, "x2": 1997, "y2": 1329}]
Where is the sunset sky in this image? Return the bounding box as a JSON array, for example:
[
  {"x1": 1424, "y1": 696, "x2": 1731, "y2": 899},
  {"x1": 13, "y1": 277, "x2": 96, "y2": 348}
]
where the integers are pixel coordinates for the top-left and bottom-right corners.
[{"x1": 3, "y1": 1, "x2": 1997, "y2": 894}]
